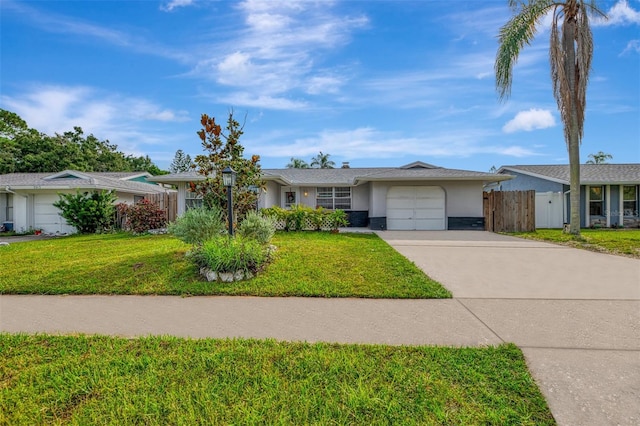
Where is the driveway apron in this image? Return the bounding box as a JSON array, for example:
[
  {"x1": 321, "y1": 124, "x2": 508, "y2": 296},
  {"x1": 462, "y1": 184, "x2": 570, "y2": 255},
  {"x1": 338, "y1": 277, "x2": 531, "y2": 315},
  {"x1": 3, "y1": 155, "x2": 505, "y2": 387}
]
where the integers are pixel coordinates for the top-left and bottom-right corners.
[{"x1": 377, "y1": 230, "x2": 640, "y2": 426}]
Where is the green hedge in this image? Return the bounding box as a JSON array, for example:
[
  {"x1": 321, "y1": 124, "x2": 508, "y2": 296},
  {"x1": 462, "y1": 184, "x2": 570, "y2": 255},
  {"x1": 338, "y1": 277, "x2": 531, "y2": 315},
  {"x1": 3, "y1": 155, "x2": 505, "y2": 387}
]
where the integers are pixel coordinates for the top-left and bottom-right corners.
[{"x1": 261, "y1": 205, "x2": 348, "y2": 231}]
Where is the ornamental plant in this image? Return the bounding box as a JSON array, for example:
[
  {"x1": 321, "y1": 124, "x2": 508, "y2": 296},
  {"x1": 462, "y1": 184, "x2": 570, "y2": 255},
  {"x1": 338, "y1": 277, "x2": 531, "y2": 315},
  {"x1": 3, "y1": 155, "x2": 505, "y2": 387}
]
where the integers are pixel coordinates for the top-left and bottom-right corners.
[
  {"x1": 117, "y1": 199, "x2": 167, "y2": 234},
  {"x1": 191, "y1": 235, "x2": 272, "y2": 275},
  {"x1": 53, "y1": 190, "x2": 116, "y2": 234},
  {"x1": 237, "y1": 211, "x2": 276, "y2": 245},
  {"x1": 167, "y1": 206, "x2": 225, "y2": 245}
]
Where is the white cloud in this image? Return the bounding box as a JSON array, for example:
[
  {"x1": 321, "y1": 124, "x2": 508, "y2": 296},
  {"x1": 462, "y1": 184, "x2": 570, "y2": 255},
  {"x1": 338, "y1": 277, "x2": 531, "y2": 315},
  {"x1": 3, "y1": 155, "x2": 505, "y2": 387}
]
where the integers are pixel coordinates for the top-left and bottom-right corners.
[
  {"x1": 502, "y1": 109, "x2": 556, "y2": 133},
  {"x1": 593, "y1": 0, "x2": 640, "y2": 26},
  {"x1": 191, "y1": 0, "x2": 368, "y2": 109},
  {"x1": 254, "y1": 127, "x2": 540, "y2": 160},
  {"x1": 160, "y1": 0, "x2": 195, "y2": 12},
  {"x1": 217, "y1": 92, "x2": 308, "y2": 110},
  {"x1": 1, "y1": 85, "x2": 189, "y2": 155},
  {"x1": 620, "y1": 39, "x2": 640, "y2": 55}
]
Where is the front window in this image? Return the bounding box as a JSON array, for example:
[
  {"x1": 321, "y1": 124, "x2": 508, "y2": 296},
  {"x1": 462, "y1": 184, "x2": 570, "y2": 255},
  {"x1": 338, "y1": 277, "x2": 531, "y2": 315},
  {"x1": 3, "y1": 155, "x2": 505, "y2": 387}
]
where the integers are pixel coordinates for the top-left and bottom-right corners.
[
  {"x1": 316, "y1": 187, "x2": 351, "y2": 210},
  {"x1": 589, "y1": 186, "x2": 603, "y2": 216},
  {"x1": 185, "y1": 190, "x2": 203, "y2": 210},
  {"x1": 284, "y1": 191, "x2": 296, "y2": 208},
  {"x1": 623, "y1": 185, "x2": 638, "y2": 216}
]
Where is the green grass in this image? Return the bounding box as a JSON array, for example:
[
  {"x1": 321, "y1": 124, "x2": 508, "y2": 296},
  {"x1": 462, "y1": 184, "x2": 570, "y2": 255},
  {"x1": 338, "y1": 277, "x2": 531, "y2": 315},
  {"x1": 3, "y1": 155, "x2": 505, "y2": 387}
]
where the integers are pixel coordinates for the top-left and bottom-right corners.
[
  {"x1": 0, "y1": 232, "x2": 450, "y2": 298},
  {"x1": 508, "y1": 228, "x2": 640, "y2": 258},
  {"x1": 0, "y1": 334, "x2": 554, "y2": 425}
]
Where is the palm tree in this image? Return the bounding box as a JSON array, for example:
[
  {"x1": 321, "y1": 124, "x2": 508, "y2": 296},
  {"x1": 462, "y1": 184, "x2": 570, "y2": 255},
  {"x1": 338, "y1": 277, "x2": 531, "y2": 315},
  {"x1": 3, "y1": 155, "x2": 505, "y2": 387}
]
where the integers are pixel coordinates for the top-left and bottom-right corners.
[
  {"x1": 286, "y1": 157, "x2": 309, "y2": 168},
  {"x1": 586, "y1": 151, "x2": 613, "y2": 164},
  {"x1": 495, "y1": 0, "x2": 605, "y2": 236},
  {"x1": 310, "y1": 151, "x2": 335, "y2": 169}
]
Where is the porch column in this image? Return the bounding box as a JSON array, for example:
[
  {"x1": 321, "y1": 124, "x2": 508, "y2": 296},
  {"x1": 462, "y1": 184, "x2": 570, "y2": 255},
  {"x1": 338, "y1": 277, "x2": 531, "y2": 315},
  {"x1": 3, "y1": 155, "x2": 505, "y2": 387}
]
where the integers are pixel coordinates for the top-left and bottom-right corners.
[
  {"x1": 585, "y1": 185, "x2": 590, "y2": 227},
  {"x1": 619, "y1": 186, "x2": 624, "y2": 227},
  {"x1": 605, "y1": 185, "x2": 611, "y2": 227}
]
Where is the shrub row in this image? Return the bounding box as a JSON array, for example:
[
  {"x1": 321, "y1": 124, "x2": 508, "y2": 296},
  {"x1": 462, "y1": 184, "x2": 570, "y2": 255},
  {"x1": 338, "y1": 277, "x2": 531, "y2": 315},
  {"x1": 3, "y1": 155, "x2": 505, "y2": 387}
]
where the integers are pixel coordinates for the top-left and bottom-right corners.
[{"x1": 261, "y1": 205, "x2": 348, "y2": 231}]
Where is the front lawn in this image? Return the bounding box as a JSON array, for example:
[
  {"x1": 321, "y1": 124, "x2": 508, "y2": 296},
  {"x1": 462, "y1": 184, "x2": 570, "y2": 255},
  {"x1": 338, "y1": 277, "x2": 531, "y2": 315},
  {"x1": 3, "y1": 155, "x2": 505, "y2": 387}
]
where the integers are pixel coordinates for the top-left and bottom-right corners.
[
  {"x1": 508, "y1": 228, "x2": 640, "y2": 258},
  {"x1": 0, "y1": 334, "x2": 554, "y2": 425},
  {"x1": 0, "y1": 232, "x2": 450, "y2": 298}
]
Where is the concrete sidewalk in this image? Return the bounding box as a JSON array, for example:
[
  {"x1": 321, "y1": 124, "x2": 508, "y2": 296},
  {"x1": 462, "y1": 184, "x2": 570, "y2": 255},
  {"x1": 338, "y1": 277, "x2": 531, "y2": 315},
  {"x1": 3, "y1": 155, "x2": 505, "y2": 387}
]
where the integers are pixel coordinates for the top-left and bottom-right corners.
[{"x1": 1, "y1": 231, "x2": 639, "y2": 425}]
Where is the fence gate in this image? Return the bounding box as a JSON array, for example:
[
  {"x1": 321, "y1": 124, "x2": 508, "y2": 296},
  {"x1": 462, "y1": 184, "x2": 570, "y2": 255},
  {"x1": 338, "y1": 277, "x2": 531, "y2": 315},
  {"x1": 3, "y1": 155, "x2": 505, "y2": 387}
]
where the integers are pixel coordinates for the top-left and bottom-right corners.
[
  {"x1": 145, "y1": 192, "x2": 178, "y2": 223},
  {"x1": 483, "y1": 190, "x2": 535, "y2": 232}
]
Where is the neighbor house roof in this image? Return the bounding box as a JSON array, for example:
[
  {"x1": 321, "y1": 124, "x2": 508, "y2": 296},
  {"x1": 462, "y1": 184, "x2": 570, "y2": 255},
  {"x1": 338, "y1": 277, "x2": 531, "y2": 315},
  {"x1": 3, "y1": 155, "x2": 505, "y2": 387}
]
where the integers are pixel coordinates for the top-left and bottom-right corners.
[
  {"x1": 150, "y1": 162, "x2": 511, "y2": 186},
  {"x1": 497, "y1": 164, "x2": 640, "y2": 185},
  {"x1": 146, "y1": 171, "x2": 205, "y2": 183},
  {"x1": 0, "y1": 170, "x2": 168, "y2": 194}
]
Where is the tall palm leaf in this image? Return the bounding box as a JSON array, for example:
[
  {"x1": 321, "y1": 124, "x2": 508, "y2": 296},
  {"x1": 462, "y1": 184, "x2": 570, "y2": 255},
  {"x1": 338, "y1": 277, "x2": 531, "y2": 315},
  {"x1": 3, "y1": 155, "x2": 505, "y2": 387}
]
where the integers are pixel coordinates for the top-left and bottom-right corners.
[
  {"x1": 495, "y1": 0, "x2": 605, "y2": 236},
  {"x1": 310, "y1": 151, "x2": 335, "y2": 169},
  {"x1": 286, "y1": 157, "x2": 309, "y2": 169}
]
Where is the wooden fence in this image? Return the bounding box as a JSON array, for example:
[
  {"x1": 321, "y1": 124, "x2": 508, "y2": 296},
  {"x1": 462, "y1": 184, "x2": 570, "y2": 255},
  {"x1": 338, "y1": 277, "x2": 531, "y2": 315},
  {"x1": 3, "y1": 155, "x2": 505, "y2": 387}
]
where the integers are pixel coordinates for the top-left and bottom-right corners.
[
  {"x1": 145, "y1": 192, "x2": 178, "y2": 223},
  {"x1": 483, "y1": 190, "x2": 535, "y2": 232}
]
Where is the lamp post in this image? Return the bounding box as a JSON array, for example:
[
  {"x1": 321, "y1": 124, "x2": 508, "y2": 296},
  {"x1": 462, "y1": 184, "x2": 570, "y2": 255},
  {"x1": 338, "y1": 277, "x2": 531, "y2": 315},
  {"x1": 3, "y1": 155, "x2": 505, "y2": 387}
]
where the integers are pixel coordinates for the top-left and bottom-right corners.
[{"x1": 222, "y1": 166, "x2": 236, "y2": 237}]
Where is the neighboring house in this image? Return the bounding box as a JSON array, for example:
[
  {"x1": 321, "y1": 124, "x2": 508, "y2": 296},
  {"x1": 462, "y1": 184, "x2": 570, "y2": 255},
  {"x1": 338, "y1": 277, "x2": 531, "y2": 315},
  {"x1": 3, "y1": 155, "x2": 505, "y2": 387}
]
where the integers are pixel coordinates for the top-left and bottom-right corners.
[
  {"x1": 494, "y1": 164, "x2": 640, "y2": 228},
  {"x1": 151, "y1": 162, "x2": 512, "y2": 231},
  {"x1": 0, "y1": 170, "x2": 170, "y2": 234}
]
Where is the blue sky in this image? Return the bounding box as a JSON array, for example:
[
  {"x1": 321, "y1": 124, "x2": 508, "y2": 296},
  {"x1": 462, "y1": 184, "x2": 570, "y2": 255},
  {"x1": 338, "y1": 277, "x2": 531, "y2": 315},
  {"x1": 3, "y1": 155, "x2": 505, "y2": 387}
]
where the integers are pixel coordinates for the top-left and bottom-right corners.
[{"x1": 1, "y1": 0, "x2": 639, "y2": 172}]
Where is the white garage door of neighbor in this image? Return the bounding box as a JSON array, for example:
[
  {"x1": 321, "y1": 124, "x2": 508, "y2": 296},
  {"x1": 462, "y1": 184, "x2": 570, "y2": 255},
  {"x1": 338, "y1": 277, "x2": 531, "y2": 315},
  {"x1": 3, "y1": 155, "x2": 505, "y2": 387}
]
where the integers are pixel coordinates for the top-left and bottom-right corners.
[
  {"x1": 34, "y1": 194, "x2": 76, "y2": 234},
  {"x1": 386, "y1": 186, "x2": 445, "y2": 230}
]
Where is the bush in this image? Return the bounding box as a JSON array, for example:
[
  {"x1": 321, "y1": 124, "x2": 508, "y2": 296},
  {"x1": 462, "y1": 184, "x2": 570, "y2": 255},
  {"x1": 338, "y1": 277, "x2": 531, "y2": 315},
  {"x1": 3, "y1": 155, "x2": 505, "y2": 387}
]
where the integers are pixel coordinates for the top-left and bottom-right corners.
[
  {"x1": 237, "y1": 211, "x2": 276, "y2": 244},
  {"x1": 53, "y1": 190, "x2": 116, "y2": 234},
  {"x1": 192, "y1": 235, "x2": 272, "y2": 274},
  {"x1": 167, "y1": 206, "x2": 225, "y2": 245},
  {"x1": 261, "y1": 206, "x2": 349, "y2": 231},
  {"x1": 117, "y1": 200, "x2": 166, "y2": 233}
]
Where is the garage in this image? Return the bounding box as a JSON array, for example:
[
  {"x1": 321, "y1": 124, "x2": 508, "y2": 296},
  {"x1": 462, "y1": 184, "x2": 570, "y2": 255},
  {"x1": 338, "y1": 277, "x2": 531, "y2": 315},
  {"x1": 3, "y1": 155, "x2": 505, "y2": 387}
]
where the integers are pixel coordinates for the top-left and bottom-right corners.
[
  {"x1": 386, "y1": 186, "x2": 445, "y2": 230},
  {"x1": 34, "y1": 194, "x2": 75, "y2": 234}
]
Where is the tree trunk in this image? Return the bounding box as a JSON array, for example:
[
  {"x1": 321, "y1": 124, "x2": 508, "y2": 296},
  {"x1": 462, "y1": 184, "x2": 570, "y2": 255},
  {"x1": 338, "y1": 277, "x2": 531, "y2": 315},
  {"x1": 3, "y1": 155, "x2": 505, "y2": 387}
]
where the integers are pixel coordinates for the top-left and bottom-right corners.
[{"x1": 563, "y1": 12, "x2": 582, "y2": 236}]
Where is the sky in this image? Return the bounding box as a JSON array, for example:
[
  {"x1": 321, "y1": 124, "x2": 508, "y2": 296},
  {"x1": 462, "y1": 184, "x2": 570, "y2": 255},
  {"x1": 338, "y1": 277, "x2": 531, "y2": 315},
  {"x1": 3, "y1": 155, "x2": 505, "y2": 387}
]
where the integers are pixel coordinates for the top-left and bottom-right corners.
[{"x1": 1, "y1": 0, "x2": 639, "y2": 172}]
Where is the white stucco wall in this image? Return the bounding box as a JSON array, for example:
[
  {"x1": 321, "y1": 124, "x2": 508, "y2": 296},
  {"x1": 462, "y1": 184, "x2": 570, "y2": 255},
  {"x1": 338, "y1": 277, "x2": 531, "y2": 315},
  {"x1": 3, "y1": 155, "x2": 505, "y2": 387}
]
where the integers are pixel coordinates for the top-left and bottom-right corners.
[
  {"x1": 351, "y1": 184, "x2": 370, "y2": 211},
  {"x1": 11, "y1": 192, "x2": 28, "y2": 232},
  {"x1": 259, "y1": 181, "x2": 280, "y2": 209}
]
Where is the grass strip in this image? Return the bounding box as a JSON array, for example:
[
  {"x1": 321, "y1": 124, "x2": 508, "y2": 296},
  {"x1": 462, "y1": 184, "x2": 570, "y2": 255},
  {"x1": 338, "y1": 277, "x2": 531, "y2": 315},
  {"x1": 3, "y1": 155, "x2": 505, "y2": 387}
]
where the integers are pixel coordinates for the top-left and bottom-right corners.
[
  {"x1": 508, "y1": 228, "x2": 640, "y2": 258},
  {"x1": 0, "y1": 232, "x2": 450, "y2": 298},
  {"x1": 0, "y1": 334, "x2": 554, "y2": 425}
]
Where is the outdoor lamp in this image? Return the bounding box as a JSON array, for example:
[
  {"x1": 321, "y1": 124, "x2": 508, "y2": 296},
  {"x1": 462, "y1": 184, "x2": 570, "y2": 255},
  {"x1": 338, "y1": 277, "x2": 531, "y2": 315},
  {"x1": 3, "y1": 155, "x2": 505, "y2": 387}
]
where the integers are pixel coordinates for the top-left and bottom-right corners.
[
  {"x1": 222, "y1": 166, "x2": 236, "y2": 236},
  {"x1": 222, "y1": 166, "x2": 236, "y2": 187}
]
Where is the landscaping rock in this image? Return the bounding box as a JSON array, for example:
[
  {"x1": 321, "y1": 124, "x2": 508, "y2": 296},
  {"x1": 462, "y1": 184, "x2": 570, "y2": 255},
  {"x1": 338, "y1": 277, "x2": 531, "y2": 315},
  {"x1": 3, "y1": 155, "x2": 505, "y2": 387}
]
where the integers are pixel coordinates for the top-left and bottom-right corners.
[
  {"x1": 199, "y1": 267, "x2": 255, "y2": 283},
  {"x1": 0, "y1": 242, "x2": 9, "y2": 246},
  {"x1": 218, "y1": 272, "x2": 234, "y2": 283}
]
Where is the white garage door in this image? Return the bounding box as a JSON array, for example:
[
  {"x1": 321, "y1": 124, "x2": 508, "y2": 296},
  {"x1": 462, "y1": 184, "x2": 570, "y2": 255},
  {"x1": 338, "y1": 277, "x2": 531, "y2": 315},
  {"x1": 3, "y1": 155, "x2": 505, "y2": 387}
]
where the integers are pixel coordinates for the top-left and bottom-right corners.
[
  {"x1": 34, "y1": 194, "x2": 76, "y2": 234},
  {"x1": 387, "y1": 186, "x2": 445, "y2": 230}
]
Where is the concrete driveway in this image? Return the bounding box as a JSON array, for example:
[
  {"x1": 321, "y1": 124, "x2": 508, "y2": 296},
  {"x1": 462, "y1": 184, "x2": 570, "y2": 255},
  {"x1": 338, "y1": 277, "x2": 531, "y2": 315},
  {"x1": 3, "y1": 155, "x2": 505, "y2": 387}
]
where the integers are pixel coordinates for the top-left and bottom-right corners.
[
  {"x1": 377, "y1": 230, "x2": 640, "y2": 299},
  {"x1": 377, "y1": 230, "x2": 640, "y2": 426}
]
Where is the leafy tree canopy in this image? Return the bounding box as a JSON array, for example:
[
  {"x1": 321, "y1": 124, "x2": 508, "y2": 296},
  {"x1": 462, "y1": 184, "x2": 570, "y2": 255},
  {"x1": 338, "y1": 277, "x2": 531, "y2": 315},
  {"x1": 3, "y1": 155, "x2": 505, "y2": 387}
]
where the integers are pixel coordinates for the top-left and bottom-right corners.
[
  {"x1": 310, "y1": 151, "x2": 335, "y2": 169},
  {"x1": 169, "y1": 149, "x2": 194, "y2": 173},
  {"x1": 0, "y1": 108, "x2": 167, "y2": 175},
  {"x1": 286, "y1": 157, "x2": 309, "y2": 169},
  {"x1": 586, "y1": 151, "x2": 613, "y2": 164},
  {"x1": 193, "y1": 112, "x2": 263, "y2": 223}
]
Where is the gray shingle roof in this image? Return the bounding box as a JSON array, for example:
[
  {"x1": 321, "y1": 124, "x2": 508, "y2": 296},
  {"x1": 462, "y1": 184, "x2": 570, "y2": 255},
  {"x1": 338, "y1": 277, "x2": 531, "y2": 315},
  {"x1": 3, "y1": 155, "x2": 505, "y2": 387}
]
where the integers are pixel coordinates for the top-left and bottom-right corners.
[
  {"x1": 147, "y1": 165, "x2": 510, "y2": 186},
  {"x1": 499, "y1": 164, "x2": 640, "y2": 185},
  {"x1": 0, "y1": 170, "x2": 168, "y2": 194},
  {"x1": 263, "y1": 166, "x2": 510, "y2": 185}
]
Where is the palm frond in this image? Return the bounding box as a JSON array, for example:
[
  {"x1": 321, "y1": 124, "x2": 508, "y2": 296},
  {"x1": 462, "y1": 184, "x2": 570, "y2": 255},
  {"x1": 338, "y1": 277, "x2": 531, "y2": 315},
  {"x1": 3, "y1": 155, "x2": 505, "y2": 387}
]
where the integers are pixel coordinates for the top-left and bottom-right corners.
[
  {"x1": 575, "y1": 5, "x2": 594, "y2": 141},
  {"x1": 495, "y1": 0, "x2": 555, "y2": 100},
  {"x1": 550, "y1": 10, "x2": 571, "y2": 145}
]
